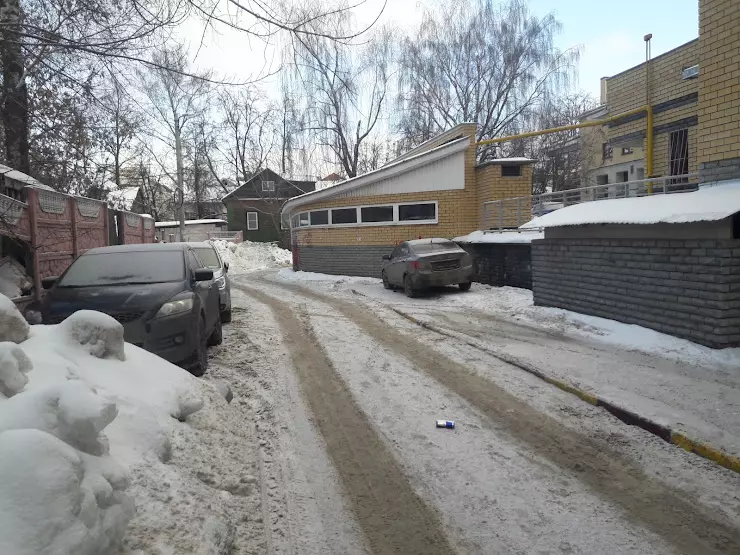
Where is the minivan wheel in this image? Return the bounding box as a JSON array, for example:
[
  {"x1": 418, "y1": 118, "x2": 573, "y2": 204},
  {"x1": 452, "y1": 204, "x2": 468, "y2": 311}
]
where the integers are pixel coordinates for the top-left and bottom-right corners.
[
  {"x1": 404, "y1": 275, "x2": 417, "y2": 298},
  {"x1": 382, "y1": 271, "x2": 392, "y2": 290},
  {"x1": 459, "y1": 282, "x2": 472, "y2": 292},
  {"x1": 208, "y1": 315, "x2": 223, "y2": 346},
  {"x1": 189, "y1": 317, "x2": 208, "y2": 377}
]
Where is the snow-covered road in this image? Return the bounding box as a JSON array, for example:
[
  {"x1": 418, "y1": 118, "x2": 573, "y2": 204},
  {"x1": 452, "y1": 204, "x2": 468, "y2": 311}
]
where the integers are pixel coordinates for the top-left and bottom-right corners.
[{"x1": 208, "y1": 270, "x2": 740, "y2": 554}]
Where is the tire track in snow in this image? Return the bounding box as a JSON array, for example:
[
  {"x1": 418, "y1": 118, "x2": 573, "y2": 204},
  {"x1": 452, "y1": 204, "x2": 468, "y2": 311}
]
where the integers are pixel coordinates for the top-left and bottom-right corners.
[
  {"x1": 235, "y1": 283, "x2": 456, "y2": 555},
  {"x1": 262, "y1": 278, "x2": 740, "y2": 555}
]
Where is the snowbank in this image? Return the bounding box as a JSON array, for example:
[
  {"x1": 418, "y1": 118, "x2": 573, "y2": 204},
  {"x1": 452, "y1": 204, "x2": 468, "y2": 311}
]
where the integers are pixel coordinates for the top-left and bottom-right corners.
[
  {"x1": 454, "y1": 230, "x2": 544, "y2": 244},
  {"x1": 0, "y1": 300, "x2": 211, "y2": 553},
  {"x1": 213, "y1": 239, "x2": 292, "y2": 273}
]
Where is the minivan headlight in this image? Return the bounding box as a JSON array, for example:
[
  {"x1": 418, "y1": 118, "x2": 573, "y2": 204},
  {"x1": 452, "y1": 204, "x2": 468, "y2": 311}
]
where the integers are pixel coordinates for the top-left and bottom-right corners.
[{"x1": 155, "y1": 293, "x2": 194, "y2": 318}]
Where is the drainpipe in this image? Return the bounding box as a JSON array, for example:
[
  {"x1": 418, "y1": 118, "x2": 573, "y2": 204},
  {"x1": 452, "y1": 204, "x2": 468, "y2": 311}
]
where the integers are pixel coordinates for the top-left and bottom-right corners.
[{"x1": 644, "y1": 34, "x2": 654, "y2": 192}]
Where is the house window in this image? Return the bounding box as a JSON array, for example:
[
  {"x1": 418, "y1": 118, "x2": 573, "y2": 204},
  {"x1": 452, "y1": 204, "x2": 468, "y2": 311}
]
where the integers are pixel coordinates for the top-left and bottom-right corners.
[
  {"x1": 616, "y1": 171, "x2": 628, "y2": 183},
  {"x1": 398, "y1": 203, "x2": 436, "y2": 222},
  {"x1": 360, "y1": 205, "x2": 393, "y2": 223},
  {"x1": 310, "y1": 210, "x2": 328, "y2": 226},
  {"x1": 298, "y1": 212, "x2": 310, "y2": 226},
  {"x1": 602, "y1": 143, "x2": 613, "y2": 160},
  {"x1": 501, "y1": 164, "x2": 521, "y2": 177},
  {"x1": 331, "y1": 207, "x2": 357, "y2": 224},
  {"x1": 669, "y1": 128, "x2": 689, "y2": 177},
  {"x1": 596, "y1": 174, "x2": 608, "y2": 185},
  {"x1": 622, "y1": 147, "x2": 634, "y2": 155},
  {"x1": 247, "y1": 212, "x2": 259, "y2": 230},
  {"x1": 262, "y1": 180, "x2": 275, "y2": 192}
]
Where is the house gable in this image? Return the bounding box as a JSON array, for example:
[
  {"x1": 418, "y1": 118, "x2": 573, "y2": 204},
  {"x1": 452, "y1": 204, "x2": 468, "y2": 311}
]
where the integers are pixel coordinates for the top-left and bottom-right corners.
[{"x1": 223, "y1": 169, "x2": 316, "y2": 202}]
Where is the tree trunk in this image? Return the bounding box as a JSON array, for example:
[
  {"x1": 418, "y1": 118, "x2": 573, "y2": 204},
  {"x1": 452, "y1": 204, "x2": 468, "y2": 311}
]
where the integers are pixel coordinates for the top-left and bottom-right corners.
[
  {"x1": 0, "y1": 0, "x2": 30, "y2": 173},
  {"x1": 174, "y1": 122, "x2": 185, "y2": 240}
]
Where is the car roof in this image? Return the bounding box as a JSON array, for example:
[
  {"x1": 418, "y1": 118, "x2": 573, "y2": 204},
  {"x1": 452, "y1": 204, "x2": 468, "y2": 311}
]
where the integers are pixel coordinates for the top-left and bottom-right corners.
[{"x1": 84, "y1": 243, "x2": 190, "y2": 255}]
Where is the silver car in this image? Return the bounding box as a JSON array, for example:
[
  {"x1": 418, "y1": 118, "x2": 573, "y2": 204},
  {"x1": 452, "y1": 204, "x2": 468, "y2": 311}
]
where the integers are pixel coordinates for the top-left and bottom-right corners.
[
  {"x1": 381, "y1": 238, "x2": 473, "y2": 297},
  {"x1": 188, "y1": 242, "x2": 232, "y2": 322}
]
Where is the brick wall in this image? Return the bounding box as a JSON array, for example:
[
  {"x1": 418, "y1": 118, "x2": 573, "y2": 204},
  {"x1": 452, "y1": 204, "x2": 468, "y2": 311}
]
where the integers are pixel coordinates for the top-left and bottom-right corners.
[
  {"x1": 475, "y1": 164, "x2": 533, "y2": 228},
  {"x1": 461, "y1": 243, "x2": 533, "y2": 289},
  {"x1": 293, "y1": 245, "x2": 392, "y2": 277},
  {"x1": 531, "y1": 238, "x2": 740, "y2": 348},
  {"x1": 592, "y1": 40, "x2": 700, "y2": 179},
  {"x1": 697, "y1": 0, "x2": 740, "y2": 181}
]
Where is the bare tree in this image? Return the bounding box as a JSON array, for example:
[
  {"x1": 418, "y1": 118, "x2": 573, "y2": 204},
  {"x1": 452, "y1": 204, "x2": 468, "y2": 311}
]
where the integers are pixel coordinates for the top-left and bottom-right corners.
[
  {"x1": 288, "y1": 17, "x2": 393, "y2": 178},
  {"x1": 139, "y1": 45, "x2": 210, "y2": 238},
  {"x1": 396, "y1": 0, "x2": 578, "y2": 161},
  {"x1": 97, "y1": 75, "x2": 141, "y2": 187}
]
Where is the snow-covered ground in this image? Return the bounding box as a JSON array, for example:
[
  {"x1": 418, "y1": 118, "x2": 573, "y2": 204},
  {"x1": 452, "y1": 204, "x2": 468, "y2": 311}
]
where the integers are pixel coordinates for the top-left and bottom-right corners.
[
  {"x1": 213, "y1": 239, "x2": 292, "y2": 274},
  {"x1": 0, "y1": 295, "x2": 262, "y2": 554}
]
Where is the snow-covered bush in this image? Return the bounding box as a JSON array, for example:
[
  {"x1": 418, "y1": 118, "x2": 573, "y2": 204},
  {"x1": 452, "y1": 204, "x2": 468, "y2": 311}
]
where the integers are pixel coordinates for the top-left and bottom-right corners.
[{"x1": 0, "y1": 342, "x2": 32, "y2": 397}]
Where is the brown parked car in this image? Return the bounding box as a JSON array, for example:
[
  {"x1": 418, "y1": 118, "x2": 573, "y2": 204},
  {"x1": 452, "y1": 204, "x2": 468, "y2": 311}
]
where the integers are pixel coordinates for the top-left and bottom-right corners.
[{"x1": 381, "y1": 238, "x2": 474, "y2": 297}]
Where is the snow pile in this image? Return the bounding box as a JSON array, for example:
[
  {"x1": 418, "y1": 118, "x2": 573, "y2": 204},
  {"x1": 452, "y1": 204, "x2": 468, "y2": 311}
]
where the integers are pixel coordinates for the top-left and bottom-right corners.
[
  {"x1": 213, "y1": 239, "x2": 292, "y2": 273},
  {"x1": 0, "y1": 257, "x2": 31, "y2": 298},
  {"x1": 277, "y1": 268, "x2": 380, "y2": 286},
  {"x1": 0, "y1": 301, "x2": 213, "y2": 554},
  {"x1": 454, "y1": 230, "x2": 544, "y2": 244}
]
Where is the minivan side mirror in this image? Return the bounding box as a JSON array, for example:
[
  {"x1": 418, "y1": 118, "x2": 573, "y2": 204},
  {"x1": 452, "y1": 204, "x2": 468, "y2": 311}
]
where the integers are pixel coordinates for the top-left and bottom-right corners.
[
  {"x1": 382, "y1": 254, "x2": 391, "y2": 260},
  {"x1": 41, "y1": 276, "x2": 58, "y2": 290},
  {"x1": 194, "y1": 268, "x2": 214, "y2": 282}
]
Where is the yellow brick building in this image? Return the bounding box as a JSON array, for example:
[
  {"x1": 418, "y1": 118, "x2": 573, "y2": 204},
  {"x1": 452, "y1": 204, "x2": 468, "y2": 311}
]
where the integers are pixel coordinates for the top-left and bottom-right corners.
[
  {"x1": 282, "y1": 123, "x2": 533, "y2": 276},
  {"x1": 584, "y1": 0, "x2": 740, "y2": 186}
]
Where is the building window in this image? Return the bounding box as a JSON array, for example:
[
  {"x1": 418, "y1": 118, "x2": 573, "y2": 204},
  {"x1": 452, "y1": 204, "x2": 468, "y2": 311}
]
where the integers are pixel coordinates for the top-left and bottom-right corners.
[
  {"x1": 262, "y1": 180, "x2": 275, "y2": 192},
  {"x1": 669, "y1": 128, "x2": 689, "y2": 177},
  {"x1": 310, "y1": 210, "x2": 328, "y2": 226},
  {"x1": 596, "y1": 174, "x2": 608, "y2": 185},
  {"x1": 398, "y1": 203, "x2": 436, "y2": 222},
  {"x1": 331, "y1": 207, "x2": 357, "y2": 224},
  {"x1": 247, "y1": 212, "x2": 259, "y2": 230},
  {"x1": 616, "y1": 171, "x2": 628, "y2": 183},
  {"x1": 602, "y1": 143, "x2": 613, "y2": 160},
  {"x1": 622, "y1": 147, "x2": 633, "y2": 155},
  {"x1": 501, "y1": 164, "x2": 521, "y2": 177},
  {"x1": 360, "y1": 205, "x2": 393, "y2": 223},
  {"x1": 298, "y1": 212, "x2": 310, "y2": 227}
]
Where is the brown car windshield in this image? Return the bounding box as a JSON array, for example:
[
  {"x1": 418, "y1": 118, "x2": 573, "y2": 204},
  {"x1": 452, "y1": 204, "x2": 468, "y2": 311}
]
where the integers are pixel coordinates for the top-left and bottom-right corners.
[{"x1": 412, "y1": 241, "x2": 460, "y2": 254}]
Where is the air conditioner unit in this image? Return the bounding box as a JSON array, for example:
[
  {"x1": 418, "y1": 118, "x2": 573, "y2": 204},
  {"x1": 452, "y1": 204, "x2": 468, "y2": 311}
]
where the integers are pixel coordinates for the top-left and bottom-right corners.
[{"x1": 682, "y1": 65, "x2": 699, "y2": 80}]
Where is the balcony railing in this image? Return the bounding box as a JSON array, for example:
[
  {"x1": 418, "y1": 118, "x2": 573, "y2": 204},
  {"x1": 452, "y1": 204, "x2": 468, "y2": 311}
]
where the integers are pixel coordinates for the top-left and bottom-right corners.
[{"x1": 481, "y1": 173, "x2": 701, "y2": 230}]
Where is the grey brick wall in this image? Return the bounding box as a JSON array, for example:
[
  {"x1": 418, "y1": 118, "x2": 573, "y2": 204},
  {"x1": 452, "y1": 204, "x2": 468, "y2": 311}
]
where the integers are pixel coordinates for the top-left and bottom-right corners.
[
  {"x1": 294, "y1": 245, "x2": 393, "y2": 278},
  {"x1": 460, "y1": 243, "x2": 533, "y2": 289},
  {"x1": 532, "y1": 238, "x2": 740, "y2": 348},
  {"x1": 700, "y1": 157, "x2": 740, "y2": 183}
]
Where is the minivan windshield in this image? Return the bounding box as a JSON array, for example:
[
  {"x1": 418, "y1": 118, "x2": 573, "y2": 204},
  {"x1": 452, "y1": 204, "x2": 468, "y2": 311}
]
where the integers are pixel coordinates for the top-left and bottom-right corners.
[
  {"x1": 58, "y1": 250, "x2": 185, "y2": 287},
  {"x1": 193, "y1": 247, "x2": 221, "y2": 269}
]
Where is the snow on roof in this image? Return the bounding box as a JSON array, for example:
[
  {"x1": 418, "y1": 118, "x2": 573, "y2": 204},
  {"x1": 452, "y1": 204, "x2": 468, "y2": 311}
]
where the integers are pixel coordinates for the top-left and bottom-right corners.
[
  {"x1": 0, "y1": 164, "x2": 54, "y2": 191},
  {"x1": 455, "y1": 230, "x2": 544, "y2": 244},
  {"x1": 107, "y1": 187, "x2": 140, "y2": 210},
  {"x1": 155, "y1": 218, "x2": 227, "y2": 227},
  {"x1": 521, "y1": 181, "x2": 740, "y2": 229}
]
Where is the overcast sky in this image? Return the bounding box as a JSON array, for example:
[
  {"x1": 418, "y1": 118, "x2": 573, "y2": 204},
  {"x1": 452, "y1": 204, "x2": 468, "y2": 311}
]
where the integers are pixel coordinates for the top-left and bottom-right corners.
[{"x1": 181, "y1": 0, "x2": 699, "y2": 101}]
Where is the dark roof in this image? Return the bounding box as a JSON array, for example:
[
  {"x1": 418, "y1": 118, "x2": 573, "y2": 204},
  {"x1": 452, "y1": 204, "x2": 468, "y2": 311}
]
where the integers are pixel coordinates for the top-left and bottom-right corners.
[
  {"x1": 84, "y1": 243, "x2": 189, "y2": 255},
  {"x1": 222, "y1": 168, "x2": 316, "y2": 201}
]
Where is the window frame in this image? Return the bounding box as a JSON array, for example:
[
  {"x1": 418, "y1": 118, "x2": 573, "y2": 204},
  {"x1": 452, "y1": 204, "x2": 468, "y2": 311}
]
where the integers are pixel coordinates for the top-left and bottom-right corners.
[
  {"x1": 500, "y1": 164, "x2": 522, "y2": 177},
  {"x1": 261, "y1": 180, "x2": 276, "y2": 193},
  {"x1": 246, "y1": 211, "x2": 259, "y2": 231},
  {"x1": 292, "y1": 201, "x2": 439, "y2": 229}
]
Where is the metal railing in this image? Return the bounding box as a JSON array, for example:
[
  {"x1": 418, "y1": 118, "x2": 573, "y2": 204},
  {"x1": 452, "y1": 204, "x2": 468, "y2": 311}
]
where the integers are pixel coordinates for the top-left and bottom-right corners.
[
  {"x1": 207, "y1": 230, "x2": 243, "y2": 242},
  {"x1": 481, "y1": 173, "x2": 701, "y2": 230}
]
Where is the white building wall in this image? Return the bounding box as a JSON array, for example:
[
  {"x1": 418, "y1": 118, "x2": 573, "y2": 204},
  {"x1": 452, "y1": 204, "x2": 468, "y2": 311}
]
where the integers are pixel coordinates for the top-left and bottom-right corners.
[{"x1": 334, "y1": 150, "x2": 465, "y2": 199}]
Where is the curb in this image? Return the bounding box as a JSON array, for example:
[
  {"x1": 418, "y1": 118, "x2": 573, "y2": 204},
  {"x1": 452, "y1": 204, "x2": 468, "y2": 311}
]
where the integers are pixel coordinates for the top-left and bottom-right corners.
[{"x1": 389, "y1": 307, "x2": 740, "y2": 475}]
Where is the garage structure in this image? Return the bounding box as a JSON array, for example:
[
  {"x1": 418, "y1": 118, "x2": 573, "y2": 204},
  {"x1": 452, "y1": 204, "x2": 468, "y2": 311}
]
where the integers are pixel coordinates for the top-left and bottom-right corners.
[{"x1": 282, "y1": 123, "x2": 534, "y2": 277}]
